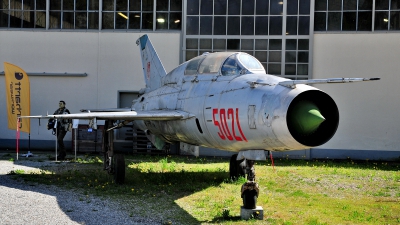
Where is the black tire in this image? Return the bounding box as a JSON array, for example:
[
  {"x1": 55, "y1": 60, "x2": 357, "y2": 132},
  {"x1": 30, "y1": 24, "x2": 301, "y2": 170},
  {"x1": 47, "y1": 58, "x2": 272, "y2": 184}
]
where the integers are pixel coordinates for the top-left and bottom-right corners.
[
  {"x1": 243, "y1": 190, "x2": 257, "y2": 209},
  {"x1": 113, "y1": 154, "x2": 125, "y2": 184},
  {"x1": 229, "y1": 154, "x2": 245, "y2": 181}
]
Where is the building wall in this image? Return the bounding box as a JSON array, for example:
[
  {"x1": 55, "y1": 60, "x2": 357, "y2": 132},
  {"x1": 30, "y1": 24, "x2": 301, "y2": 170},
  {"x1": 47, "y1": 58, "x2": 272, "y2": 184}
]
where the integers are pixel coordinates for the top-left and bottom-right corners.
[
  {"x1": 0, "y1": 31, "x2": 181, "y2": 146},
  {"x1": 312, "y1": 33, "x2": 400, "y2": 153}
]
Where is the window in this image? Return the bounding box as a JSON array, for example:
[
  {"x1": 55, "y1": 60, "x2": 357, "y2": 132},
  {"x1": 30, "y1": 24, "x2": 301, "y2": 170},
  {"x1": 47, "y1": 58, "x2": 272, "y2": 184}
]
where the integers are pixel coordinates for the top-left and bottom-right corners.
[
  {"x1": 315, "y1": 0, "x2": 400, "y2": 31},
  {"x1": 198, "y1": 52, "x2": 232, "y2": 74},
  {"x1": 186, "y1": 0, "x2": 308, "y2": 36},
  {"x1": 185, "y1": 55, "x2": 206, "y2": 75},
  {"x1": 1, "y1": 0, "x2": 181, "y2": 30},
  {"x1": 102, "y1": 0, "x2": 153, "y2": 29},
  {"x1": 50, "y1": 0, "x2": 99, "y2": 29},
  {"x1": 184, "y1": 37, "x2": 310, "y2": 79},
  {"x1": 286, "y1": 0, "x2": 310, "y2": 35},
  {"x1": 156, "y1": 0, "x2": 182, "y2": 30},
  {"x1": 375, "y1": 0, "x2": 400, "y2": 30},
  {"x1": 238, "y1": 53, "x2": 264, "y2": 70},
  {"x1": 185, "y1": 0, "x2": 311, "y2": 79},
  {"x1": 102, "y1": 0, "x2": 181, "y2": 30},
  {"x1": 221, "y1": 54, "x2": 242, "y2": 76},
  {"x1": 285, "y1": 39, "x2": 309, "y2": 77},
  {"x1": 0, "y1": 0, "x2": 46, "y2": 28},
  {"x1": 315, "y1": 0, "x2": 374, "y2": 31}
]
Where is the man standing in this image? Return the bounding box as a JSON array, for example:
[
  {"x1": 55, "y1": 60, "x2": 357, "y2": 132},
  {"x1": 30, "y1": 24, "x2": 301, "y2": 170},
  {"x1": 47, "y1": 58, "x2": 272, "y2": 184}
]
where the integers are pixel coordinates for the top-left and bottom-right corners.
[{"x1": 51, "y1": 100, "x2": 72, "y2": 160}]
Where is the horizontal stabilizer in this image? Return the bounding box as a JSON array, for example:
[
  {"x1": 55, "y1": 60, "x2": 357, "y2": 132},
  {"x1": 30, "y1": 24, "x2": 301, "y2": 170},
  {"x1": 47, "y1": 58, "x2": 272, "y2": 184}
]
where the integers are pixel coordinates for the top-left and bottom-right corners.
[{"x1": 279, "y1": 77, "x2": 380, "y2": 88}]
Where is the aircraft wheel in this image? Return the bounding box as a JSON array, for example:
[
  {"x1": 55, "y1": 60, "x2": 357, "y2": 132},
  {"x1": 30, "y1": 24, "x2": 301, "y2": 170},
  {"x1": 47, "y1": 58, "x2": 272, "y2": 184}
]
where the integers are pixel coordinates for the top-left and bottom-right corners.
[
  {"x1": 229, "y1": 154, "x2": 245, "y2": 181},
  {"x1": 113, "y1": 154, "x2": 125, "y2": 184},
  {"x1": 242, "y1": 189, "x2": 257, "y2": 209}
]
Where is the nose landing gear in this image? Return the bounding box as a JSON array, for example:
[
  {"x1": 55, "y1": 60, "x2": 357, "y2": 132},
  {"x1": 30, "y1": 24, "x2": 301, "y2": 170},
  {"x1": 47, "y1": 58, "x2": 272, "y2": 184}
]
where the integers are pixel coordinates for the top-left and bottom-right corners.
[
  {"x1": 240, "y1": 160, "x2": 259, "y2": 209},
  {"x1": 229, "y1": 154, "x2": 260, "y2": 209},
  {"x1": 230, "y1": 151, "x2": 264, "y2": 219}
]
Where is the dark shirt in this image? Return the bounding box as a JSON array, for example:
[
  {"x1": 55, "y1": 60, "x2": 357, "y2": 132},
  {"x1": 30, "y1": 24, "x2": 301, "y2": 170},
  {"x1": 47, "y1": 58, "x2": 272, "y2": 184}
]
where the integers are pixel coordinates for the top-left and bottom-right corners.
[{"x1": 53, "y1": 108, "x2": 71, "y2": 131}]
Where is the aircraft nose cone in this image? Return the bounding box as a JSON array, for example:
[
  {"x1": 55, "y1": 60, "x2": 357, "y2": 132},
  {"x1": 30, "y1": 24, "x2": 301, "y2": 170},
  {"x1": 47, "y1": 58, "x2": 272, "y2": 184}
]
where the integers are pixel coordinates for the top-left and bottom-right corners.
[{"x1": 288, "y1": 100, "x2": 325, "y2": 135}]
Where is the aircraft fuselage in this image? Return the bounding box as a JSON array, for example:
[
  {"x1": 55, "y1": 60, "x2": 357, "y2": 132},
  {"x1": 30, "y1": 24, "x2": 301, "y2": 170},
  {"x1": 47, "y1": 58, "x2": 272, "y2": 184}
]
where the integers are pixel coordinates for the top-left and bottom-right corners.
[{"x1": 133, "y1": 60, "x2": 339, "y2": 152}]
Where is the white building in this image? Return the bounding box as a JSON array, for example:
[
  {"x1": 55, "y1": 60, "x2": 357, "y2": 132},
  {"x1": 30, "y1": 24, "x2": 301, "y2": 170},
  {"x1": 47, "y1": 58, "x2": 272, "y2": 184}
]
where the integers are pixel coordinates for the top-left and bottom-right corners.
[{"x1": 0, "y1": 0, "x2": 399, "y2": 160}]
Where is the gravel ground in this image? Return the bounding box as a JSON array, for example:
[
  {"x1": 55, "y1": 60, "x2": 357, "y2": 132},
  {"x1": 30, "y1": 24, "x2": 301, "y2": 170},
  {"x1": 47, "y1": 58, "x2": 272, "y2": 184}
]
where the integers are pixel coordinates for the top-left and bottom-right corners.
[{"x1": 0, "y1": 151, "x2": 163, "y2": 225}]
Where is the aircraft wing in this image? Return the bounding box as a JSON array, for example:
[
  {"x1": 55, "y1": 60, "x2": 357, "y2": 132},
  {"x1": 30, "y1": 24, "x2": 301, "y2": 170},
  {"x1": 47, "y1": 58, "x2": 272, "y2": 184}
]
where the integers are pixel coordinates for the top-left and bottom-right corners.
[
  {"x1": 278, "y1": 77, "x2": 380, "y2": 88},
  {"x1": 20, "y1": 110, "x2": 194, "y2": 121}
]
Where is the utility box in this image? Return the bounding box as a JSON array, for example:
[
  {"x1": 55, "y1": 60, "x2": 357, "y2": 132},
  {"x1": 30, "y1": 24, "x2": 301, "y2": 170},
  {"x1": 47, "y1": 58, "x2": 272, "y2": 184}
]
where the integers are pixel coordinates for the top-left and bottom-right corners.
[{"x1": 72, "y1": 125, "x2": 104, "y2": 153}]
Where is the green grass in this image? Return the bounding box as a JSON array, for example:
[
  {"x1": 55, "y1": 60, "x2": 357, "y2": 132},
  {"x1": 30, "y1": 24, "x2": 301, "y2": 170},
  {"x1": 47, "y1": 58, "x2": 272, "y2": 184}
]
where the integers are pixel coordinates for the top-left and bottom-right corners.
[{"x1": 6, "y1": 154, "x2": 400, "y2": 225}]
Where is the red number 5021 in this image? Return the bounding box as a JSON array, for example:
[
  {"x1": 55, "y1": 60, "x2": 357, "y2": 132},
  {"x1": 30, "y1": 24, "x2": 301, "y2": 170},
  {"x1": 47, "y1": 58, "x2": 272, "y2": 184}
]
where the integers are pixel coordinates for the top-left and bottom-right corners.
[{"x1": 212, "y1": 108, "x2": 247, "y2": 142}]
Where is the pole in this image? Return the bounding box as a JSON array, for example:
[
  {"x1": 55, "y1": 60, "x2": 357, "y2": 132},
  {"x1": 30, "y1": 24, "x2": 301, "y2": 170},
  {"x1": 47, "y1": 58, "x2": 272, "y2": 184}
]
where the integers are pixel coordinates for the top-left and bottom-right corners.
[
  {"x1": 16, "y1": 118, "x2": 20, "y2": 161},
  {"x1": 72, "y1": 119, "x2": 79, "y2": 161},
  {"x1": 55, "y1": 119, "x2": 58, "y2": 161},
  {"x1": 74, "y1": 127, "x2": 77, "y2": 161}
]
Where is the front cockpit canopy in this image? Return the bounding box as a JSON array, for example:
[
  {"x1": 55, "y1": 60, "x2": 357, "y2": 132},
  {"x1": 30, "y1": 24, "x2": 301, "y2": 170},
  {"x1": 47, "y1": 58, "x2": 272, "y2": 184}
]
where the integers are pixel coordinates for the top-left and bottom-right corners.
[{"x1": 184, "y1": 52, "x2": 265, "y2": 76}]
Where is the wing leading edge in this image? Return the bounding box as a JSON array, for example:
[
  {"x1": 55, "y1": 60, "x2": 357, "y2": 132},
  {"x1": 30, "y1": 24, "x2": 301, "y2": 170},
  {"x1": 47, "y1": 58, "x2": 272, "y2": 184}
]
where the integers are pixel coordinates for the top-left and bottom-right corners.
[
  {"x1": 278, "y1": 77, "x2": 380, "y2": 88},
  {"x1": 20, "y1": 110, "x2": 194, "y2": 121}
]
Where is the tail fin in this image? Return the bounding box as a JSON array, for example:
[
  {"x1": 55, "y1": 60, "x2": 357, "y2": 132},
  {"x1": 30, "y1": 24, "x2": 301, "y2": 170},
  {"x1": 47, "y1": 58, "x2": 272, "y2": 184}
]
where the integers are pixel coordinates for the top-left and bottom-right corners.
[{"x1": 136, "y1": 35, "x2": 167, "y2": 92}]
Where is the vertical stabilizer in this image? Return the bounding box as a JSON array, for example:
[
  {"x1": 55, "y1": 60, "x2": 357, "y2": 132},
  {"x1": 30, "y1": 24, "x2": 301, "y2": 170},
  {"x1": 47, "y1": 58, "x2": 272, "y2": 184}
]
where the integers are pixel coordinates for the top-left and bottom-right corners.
[{"x1": 136, "y1": 35, "x2": 167, "y2": 92}]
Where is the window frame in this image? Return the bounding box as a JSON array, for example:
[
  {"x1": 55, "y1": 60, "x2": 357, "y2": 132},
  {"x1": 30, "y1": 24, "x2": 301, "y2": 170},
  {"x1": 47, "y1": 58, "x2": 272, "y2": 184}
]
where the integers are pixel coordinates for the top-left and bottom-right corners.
[{"x1": 0, "y1": 0, "x2": 182, "y2": 31}]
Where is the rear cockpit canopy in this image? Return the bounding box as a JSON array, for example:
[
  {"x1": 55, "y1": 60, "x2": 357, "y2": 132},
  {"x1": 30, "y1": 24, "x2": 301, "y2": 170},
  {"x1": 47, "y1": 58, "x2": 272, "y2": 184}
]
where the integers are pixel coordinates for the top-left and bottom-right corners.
[{"x1": 184, "y1": 52, "x2": 265, "y2": 76}]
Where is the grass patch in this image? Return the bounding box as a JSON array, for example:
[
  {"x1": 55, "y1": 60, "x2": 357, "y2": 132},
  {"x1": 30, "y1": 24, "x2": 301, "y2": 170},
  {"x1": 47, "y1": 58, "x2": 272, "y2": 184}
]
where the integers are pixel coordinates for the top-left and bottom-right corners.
[
  {"x1": 7, "y1": 169, "x2": 25, "y2": 175},
  {"x1": 6, "y1": 154, "x2": 400, "y2": 224}
]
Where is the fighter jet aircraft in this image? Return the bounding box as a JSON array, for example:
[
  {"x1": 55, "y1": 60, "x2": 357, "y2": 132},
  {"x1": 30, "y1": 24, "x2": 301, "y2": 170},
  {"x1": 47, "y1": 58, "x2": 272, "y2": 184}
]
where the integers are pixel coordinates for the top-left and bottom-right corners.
[{"x1": 22, "y1": 34, "x2": 379, "y2": 207}]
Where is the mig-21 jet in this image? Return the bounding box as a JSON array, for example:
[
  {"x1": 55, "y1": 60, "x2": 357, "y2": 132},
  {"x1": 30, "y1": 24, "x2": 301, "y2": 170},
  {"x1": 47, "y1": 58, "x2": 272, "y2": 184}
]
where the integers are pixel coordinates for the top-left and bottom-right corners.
[{"x1": 22, "y1": 34, "x2": 379, "y2": 208}]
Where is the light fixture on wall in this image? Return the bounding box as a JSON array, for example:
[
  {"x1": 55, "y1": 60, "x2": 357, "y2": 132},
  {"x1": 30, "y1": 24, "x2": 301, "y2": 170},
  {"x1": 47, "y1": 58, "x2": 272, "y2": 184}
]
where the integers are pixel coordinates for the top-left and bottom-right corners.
[
  {"x1": 157, "y1": 18, "x2": 165, "y2": 23},
  {"x1": 118, "y1": 12, "x2": 129, "y2": 20}
]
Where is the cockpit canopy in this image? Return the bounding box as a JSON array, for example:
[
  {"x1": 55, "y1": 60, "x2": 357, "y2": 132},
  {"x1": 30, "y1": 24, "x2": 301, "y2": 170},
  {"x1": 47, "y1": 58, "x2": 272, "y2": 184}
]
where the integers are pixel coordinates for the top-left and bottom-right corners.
[{"x1": 184, "y1": 52, "x2": 266, "y2": 76}]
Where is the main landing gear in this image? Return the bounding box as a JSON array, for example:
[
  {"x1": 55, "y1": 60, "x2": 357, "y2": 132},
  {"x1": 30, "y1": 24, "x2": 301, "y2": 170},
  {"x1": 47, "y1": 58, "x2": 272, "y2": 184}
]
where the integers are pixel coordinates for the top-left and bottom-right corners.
[
  {"x1": 229, "y1": 153, "x2": 260, "y2": 209},
  {"x1": 103, "y1": 120, "x2": 126, "y2": 184}
]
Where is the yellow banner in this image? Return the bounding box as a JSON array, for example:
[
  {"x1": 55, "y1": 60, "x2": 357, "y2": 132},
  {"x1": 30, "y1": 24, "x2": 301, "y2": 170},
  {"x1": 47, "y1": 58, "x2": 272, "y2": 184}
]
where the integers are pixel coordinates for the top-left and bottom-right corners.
[{"x1": 4, "y1": 62, "x2": 30, "y2": 133}]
